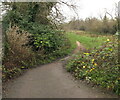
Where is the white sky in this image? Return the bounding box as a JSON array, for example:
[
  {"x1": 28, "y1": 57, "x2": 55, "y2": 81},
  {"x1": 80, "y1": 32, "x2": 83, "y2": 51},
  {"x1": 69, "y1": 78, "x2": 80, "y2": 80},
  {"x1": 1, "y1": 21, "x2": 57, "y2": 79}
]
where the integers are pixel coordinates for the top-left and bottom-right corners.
[
  {"x1": 59, "y1": 0, "x2": 120, "y2": 22},
  {"x1": 0, "y1": 0, "x2": 120, "y2": 21}
]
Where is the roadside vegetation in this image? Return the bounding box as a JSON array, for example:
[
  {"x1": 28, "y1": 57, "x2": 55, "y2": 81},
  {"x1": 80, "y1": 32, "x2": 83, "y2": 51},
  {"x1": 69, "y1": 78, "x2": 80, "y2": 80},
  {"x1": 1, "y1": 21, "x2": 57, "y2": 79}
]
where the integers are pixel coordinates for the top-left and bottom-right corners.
[
  {"x1": 63, "y1": 12, "x2": 119, "y2": 95},
  {"x1": 66, "y1": 32, "x2": 119, "y2": 95},
  {"x1": 2, "y1": 2, "x2": 71, "y2": 81}
]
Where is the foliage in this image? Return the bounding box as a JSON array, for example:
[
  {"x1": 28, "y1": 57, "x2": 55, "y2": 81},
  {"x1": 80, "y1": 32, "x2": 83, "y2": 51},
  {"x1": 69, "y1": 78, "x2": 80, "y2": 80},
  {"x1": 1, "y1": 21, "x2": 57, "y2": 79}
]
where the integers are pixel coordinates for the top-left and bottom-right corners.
[
  {"x1": 24, "y1": 23, "x2": 70, "y2": 53},
  {"x1": 62, "y1": 17, "x2": 117, "y2": 34},
  {"x1": 2, "y1": 2, "x2": 70, "y2": 53},
  {"x1": 30, "y1": 31, "x2": 68, "y2": 52},
  {"x1": 3, "y1": 2, "x2": 57, "y2": 23},
  {"x1": 2, "y1": 25, "x2": 71, "y2": 81},
  {"x1": 2, "y1": 2, "x2": 71, "y2": 81},
  {"x1": 66, "y1": 37, "x2": 119, "y2": 95}
]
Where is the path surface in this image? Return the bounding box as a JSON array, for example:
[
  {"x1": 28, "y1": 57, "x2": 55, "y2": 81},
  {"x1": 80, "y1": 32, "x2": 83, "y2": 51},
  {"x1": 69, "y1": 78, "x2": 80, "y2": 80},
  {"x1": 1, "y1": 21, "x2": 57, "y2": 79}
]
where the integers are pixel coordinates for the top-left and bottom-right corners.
[{"x1": 3, "y1": 41, "x2": 118, "y2": 98}]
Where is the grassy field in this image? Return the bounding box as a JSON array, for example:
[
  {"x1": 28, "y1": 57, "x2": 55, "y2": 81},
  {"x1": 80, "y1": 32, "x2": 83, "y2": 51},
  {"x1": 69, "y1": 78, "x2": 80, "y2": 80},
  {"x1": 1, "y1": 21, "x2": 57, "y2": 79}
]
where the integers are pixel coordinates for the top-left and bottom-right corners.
[{"x1": 65, "y1": 31, "x2": 110, "y2": 50}]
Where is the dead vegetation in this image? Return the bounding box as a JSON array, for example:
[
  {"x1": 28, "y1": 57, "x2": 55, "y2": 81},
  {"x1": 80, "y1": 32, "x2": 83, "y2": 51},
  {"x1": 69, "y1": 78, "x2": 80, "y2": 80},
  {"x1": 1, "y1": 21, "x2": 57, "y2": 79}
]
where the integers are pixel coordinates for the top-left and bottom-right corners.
[{"x1": 3, "y1": 26, "x2": 34, "y2": 70}]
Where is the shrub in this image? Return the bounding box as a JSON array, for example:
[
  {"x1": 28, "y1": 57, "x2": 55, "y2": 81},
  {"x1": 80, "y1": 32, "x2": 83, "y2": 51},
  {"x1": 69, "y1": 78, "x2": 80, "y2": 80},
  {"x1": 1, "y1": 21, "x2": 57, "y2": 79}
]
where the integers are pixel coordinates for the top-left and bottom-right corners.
[
  {"x1": 26, "y1": 24, "x2": 70, "y2": 54},
  {"x1": 2, "y1": 26, "x2": 35, "y2": 81}
]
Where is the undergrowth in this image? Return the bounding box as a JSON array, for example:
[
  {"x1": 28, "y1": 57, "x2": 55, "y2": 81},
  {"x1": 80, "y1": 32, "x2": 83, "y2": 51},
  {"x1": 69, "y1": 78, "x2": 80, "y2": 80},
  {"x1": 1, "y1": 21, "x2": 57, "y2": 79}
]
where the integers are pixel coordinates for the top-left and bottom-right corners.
[{"x1": 66, "y1": 37, "x2": 119, "y2": 95}]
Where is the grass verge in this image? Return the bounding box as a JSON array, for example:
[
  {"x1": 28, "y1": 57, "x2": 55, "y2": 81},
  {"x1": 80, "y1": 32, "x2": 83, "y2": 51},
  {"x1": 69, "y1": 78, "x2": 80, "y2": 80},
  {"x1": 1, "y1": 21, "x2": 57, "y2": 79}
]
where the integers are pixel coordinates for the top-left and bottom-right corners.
[{"x1": 65, "y1": 31, "x2": 109, "y2": 50}]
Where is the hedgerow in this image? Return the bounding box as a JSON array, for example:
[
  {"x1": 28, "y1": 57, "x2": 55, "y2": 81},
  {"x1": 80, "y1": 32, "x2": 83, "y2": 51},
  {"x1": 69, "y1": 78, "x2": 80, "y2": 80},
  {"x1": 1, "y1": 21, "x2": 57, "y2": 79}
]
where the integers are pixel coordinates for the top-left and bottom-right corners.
[{"x1": 66, "y1": 36, "x2": 119, "y2": 95}]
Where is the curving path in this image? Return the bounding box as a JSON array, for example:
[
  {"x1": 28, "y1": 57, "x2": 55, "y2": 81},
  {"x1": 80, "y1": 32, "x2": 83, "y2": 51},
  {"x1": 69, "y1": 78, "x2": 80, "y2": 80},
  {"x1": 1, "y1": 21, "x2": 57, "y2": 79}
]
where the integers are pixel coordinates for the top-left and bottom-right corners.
[{"x1": 3, "y1": 41, "x2": 118, "y2": 98}]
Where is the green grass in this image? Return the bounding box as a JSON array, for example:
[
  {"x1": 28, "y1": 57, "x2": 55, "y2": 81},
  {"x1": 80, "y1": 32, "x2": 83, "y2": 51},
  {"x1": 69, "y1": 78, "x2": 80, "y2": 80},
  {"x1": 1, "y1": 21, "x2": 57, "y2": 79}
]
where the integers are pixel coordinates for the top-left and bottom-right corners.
[{"x1": 65, "y1": 32, "x2": 108, "y2": 50}]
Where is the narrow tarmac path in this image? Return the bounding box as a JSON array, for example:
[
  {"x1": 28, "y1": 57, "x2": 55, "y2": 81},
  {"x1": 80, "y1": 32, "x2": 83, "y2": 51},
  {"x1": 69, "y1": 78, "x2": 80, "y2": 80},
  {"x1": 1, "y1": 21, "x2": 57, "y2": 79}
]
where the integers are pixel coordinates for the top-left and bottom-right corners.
[{"x1": 3, "y1": 41, "x2": 118, "y2": 98}]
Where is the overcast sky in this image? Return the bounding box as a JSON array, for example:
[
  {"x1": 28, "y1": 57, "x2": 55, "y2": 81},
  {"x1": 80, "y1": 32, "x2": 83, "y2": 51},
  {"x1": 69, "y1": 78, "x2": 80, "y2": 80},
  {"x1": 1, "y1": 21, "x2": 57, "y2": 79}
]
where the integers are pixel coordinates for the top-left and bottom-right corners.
[
  {"x1": 59, "y1": 0, "x2": 120, "y2": 22},
  {"x1": 0, "y1": 0, "x2": 120, "y2": 22}
]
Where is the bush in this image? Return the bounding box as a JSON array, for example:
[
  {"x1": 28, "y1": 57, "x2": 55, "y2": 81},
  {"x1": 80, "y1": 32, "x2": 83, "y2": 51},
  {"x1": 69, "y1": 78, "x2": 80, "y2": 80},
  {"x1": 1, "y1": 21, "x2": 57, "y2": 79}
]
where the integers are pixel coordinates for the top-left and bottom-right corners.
[
  {"x1": 66, "y1": 36, "x2": 119, "y2": 95},
  {"x1": 2, "y1": 26, "x2": 36, "y2": 80},
  {"x1": 26, "y1": 24, "x2": 70, "y2": 54}
]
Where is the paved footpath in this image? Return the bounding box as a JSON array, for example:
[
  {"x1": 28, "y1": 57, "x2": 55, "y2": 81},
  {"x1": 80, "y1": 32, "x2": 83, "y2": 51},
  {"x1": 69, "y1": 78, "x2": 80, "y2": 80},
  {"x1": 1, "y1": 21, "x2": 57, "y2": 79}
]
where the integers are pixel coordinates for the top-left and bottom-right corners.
[{"x1": 3, "y1": 41, "x2": 118, "y2": 98}]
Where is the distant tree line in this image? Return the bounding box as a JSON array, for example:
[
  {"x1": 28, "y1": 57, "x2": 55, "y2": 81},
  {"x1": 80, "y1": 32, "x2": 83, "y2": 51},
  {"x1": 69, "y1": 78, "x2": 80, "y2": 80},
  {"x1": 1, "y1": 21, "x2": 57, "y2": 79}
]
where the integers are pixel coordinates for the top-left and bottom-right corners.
[{"x1": 62, "y1": 15, "x2": 117, "y2": 34}]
